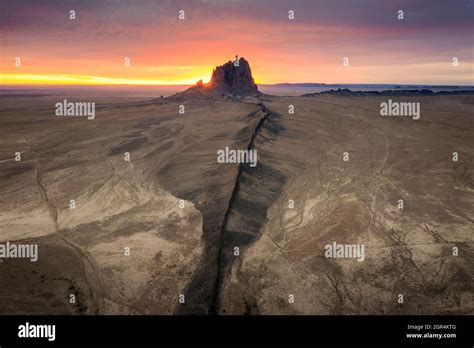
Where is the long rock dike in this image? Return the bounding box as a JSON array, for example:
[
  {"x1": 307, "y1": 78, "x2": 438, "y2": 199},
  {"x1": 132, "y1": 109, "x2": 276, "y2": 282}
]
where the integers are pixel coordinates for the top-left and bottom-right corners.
[{"x1": 172, "y1": 101, "x2": 286, "y2": 315}]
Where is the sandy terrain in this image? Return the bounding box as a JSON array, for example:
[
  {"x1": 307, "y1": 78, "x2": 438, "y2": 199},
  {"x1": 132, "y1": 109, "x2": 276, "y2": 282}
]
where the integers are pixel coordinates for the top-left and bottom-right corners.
[
  {"x1": 220, "y1": 94, "x2": 474, "y2": 314},
  {"x1": 0, "y1": 92, "x2": 472, "y2": 314}
]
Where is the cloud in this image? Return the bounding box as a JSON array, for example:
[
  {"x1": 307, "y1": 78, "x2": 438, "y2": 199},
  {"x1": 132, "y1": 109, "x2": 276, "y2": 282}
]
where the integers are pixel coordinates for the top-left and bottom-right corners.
[{"x1": 1, "y1": 0, "x2": 472, "y2": 84}]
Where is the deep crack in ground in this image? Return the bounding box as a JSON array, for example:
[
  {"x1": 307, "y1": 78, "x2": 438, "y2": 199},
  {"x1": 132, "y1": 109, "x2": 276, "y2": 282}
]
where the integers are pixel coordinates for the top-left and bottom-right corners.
[{"x1": 209, "y1": 102, "x2": 272, "y2": 314}]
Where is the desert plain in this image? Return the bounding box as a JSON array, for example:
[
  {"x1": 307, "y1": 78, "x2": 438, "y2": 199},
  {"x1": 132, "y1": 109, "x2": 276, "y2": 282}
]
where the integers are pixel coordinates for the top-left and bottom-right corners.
[{"x1": 0, "y1": 88, "x2": 473, "y2": 315}]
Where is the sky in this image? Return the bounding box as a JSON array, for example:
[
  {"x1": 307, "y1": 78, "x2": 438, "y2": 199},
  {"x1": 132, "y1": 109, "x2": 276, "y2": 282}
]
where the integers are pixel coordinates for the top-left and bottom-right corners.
[{"x1": 0, "y1": 0, "x2": 473, "y2": 85}]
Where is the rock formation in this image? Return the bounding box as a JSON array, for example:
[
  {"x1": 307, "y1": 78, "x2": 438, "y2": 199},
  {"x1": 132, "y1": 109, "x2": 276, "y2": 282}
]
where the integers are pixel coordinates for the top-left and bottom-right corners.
[{"x1": 180, "y1": 56, "x2": 259, "y2": 97}]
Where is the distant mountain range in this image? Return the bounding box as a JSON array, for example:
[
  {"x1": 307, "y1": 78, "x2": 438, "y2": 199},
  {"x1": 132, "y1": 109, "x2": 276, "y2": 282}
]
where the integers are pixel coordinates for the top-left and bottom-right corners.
[{"x1": 262, "y1": 83, "x2": 473, "y2": 89}]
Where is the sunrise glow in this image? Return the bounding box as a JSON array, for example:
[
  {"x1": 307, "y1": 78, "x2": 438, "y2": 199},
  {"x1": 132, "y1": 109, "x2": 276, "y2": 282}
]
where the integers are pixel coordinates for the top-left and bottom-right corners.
[{"x1": 1, "y1": 1, "x2": 472, "y2": 86}]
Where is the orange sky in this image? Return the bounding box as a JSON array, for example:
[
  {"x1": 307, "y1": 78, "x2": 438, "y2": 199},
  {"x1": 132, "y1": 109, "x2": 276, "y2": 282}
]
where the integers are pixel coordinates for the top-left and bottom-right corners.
[{"x1": 1, "y1": 0, "x2": 473, "y2": 85}]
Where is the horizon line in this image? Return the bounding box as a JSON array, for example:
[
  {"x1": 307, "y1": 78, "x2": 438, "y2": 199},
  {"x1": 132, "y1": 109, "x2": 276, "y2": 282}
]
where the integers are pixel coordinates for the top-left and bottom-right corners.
[{"x1": 1, "y1": 83, "x2": 473, "y2": 88}]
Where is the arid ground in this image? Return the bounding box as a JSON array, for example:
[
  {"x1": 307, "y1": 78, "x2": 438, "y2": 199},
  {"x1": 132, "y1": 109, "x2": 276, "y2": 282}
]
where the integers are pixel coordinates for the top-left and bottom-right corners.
[{"x1": 0, "y1": 92, "x2": 473, "y2": 314}]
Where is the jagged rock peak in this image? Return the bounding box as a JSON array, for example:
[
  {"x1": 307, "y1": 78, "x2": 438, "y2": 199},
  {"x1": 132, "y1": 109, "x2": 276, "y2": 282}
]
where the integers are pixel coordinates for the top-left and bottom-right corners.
[
  {"x1": 181, "y1": 56, "x2": 259, "y2": 97},
  {"x1": 206, "y1": 56, "x2": 258, "y2": 94}
]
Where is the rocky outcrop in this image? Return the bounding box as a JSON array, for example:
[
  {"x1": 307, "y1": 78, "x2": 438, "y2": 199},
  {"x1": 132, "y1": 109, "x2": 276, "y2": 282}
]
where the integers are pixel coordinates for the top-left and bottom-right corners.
[
  {"x1": 302, "y1": 88, "x2": 474, "y2": 97},
  {"x1": 179, "y1": 57, "x2": 259, "y2": 97}
]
